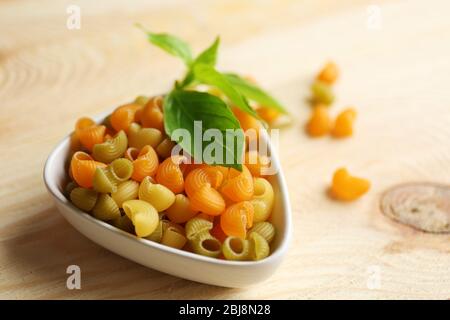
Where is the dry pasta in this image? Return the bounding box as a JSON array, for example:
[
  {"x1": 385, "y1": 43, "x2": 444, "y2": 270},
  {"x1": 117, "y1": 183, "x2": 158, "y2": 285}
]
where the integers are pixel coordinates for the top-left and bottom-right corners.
[
  {"x1": 138, "y1": 176, "x2": 175, "y2": 212},
  {"x1": 128, "y1": 122, "x2": 163, "y2": 149},
  {"x1": 92, "y1": 167, "x2": 118, "y2": 193},
  {"x1": 222, "y1": 236, "x2": 250, "y2": 261},
  {"x1": 248, "y1": 221, "x2": 275, "y2": 243},
  {"x1": 92, "y1": 194, "x2": 121, "y2": 221},
  {"x1": 92, "y1": 130, "x2": 128, "y2": 163},
  {"x1": 190, "y1": 231, "x2": 221, "y2": 258},
  {"x1": 131, "y1": 145, "x2": 159, "y2": 182},
  {"x1": 248, "y1": 232, "x2": 270, "y2": 261},
  {"x1": 110, "y1": 103, "x2": 140, "y2": 132},
  {"x1": 165, "y1": 194, "x2": 197, "y2": 223},
  {"x1": 220, "y1": 201, "x2": 254, "y2": 239},
  {"x1": 156, "y1": 137, "x2": 176, "y2": 159},
  {"x1": 145, "y1": 220, "x2": 164, "y2": 243},
  {"x1": 111, "y1": 180, "x2": 139, "y2": 207},
  {"x1": 70, "y1": 187, "x2": 98, "y2": 212},
  {"x1": 185, "y1": 217, "x2": 213, "y2": 241},
  {"x1": 250, "y1": 177, "x2": 274, "y2": 223},
  {"x1": 122, "y1": 199, "x2": 159, "y2": 237},
  {"x1": 221, "y1": 166, "x2": 254, "y2": 202},
  {"x1": 70, "y1": 151, "x2": 106, "y2": 188},
  {"x1": 111, "y1": 214, "x2": 134, "y2": 233},
  {"x1": 161, "y1": 226, "x2": 187, "y2": 249},
  {"x1": 155, "y1": 155, "x2": 185, "y2": 193}
]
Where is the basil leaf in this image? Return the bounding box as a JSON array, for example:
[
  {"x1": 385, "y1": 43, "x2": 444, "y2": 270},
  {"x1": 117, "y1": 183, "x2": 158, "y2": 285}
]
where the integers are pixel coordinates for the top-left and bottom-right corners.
[
  {"x1": 194, "y1": 37, "x2": 220, "y2": 67},
  {"x1": 192, "y1": 63, "x2": 258, "y2": 118},
  {"x1": 164, "y1": 90, "x2": 244, "y2": 170},
  {"x1": 224, "y1": 73, "x2": 287, "y2": 114},
  {"x1": 141, "y1": 29, "x2": 193, "y2": 65}
]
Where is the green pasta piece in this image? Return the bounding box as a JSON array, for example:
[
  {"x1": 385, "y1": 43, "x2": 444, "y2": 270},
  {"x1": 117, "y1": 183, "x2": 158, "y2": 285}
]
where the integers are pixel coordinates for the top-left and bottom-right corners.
[
  {"x1": 109, "y1": 158, "x2": 133, "y2": 182},
  {"x1": 222, "y1": 236, "x2": 250, "y2": 261},
  {"x1": 134, "y1": 95, "x2": 150, "y2": 106},
  {"x1": 185, "y1": 217, "x2": 213, "y2": 241},
  {"x1": 92, "y1": 167, "x2": 117, "y2": 193},
  {"x1": 248, "y1": 221, "x2": 275, "y2": 243},
  {"x1": 112, "y1": 180, "x2": 139, "y2": 208},
  {"x1": 128, "y1": 123, "x2": 163, "y2": 149},
  {"x1": 70, "y1": 187, "x2": 98, "y2": 212},
  {"x1": 65, "y1": 181, "x2": 78, "y2": 197},
  {"x1": 145, "y1": 220, "x2": 164, "y2": 243},
  {"x1": 92, "y1": 194, "x2": 121, "y2": 221},
  {"x1": 311, "y1": 80, "x2": 334, "y2": 106},
  {"x1": 248, "y1": 232, "x2": 270, "y2": 261},
  {"x1": 92, "y1": 130, "x2": 128, "y2": 163},
  {"x1": 111, "y1": 214, "x2": 134, "y2": 234},
  {"x1": 191, "y1": 231, "x2": 221, "y2": 258}
]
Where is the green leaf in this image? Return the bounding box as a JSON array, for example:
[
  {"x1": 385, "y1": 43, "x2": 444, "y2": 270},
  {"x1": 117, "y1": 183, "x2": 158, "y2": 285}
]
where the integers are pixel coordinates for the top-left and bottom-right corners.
[
  {"x1": 224, "y1": 73, "x2": 288, "y2": 114},
  {"x1": 194, "y1": 37, "x2": 220, "y2": 67},
  {"x1": 164, "y1": 90, "x2": 244, "y2": 170},
  {"x1": 192, "y1": 63, "x2": 258, "y2": 119},
  {"x1": 177, "y1": 37, "x2": 220, "y2": 88},
  {"x1": 137, "y1": 25, "x2": 193, "y2": 65}
]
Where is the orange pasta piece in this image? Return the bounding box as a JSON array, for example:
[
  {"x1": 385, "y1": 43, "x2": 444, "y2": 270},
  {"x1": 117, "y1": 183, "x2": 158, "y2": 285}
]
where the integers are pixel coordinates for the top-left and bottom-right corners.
[
  {"x1": 75, "y1": 117, "x2": 95, "y2": 137},
  {"x1": 131, "y1": 145, "x2": 159, "y2": 182},
  {"x1": 257, "y1": 107, "x2": 280, "y2": 124},
  {"x1": 220, "y1": 201, "x2": 254, "y2": 239},
  {"x1": 232, "y1": 107, "x2": 261, "y2": 143},
  {"x1": 141, "y1": 96, "x2": 164, "y2": 131},
  {"x1": 244, "y1": 151, "x2": 270, "y2": 177},
  {"x1": 110, "y1": 103, "x2": 140, "y2": 133},
  {"x1": 210, "y1": 220, "x2": 228, "y2": 243},
  {"x1": 78, "y1": 125, "x2": 106, "y2": 151},
  {"x1": 221, "y1": 165, "x2": 254, "y2": 202},
  {"x1": 70, "y1": 151, "x2": 106, "y2": 188},
  {"x1": 189, "y1": 184, "x2": 225, "y2": 216},
  {"x1": 155, "y1": 155, "x2": 185, "y2": 193},
  {"x1": 184, "y1": 167, "x2": 225, "y2": 198},
  {"x1": 124, "y1": 147, "x2": 139, "y2": 161}
]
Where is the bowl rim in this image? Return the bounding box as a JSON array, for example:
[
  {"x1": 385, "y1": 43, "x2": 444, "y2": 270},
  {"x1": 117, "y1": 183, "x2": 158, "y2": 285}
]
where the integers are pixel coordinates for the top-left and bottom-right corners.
[{"x1": 43, "y1": 109, "x2": 293, "y2": 267}]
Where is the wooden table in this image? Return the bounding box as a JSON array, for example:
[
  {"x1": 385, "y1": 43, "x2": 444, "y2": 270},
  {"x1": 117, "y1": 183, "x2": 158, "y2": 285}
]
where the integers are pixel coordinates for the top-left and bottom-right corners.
[{"x1": 1, "y1": 0, "x2": 449, "y2": 299}]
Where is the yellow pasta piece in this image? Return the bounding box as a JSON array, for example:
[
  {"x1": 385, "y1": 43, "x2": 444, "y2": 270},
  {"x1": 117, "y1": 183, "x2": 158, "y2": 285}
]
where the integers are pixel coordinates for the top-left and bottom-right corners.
[
  {"x1": 92, "y1": 194, "x2": 121, "y2": 221},
  {"x1": 250, "y1": 177, "x2": 274, "y2": 223},
  {"x1": 92, "y1": 130, "x2": 128, "y2": 163},
  {"x1": 161, "y1": 226, "x2": 187, "y2": 249},
  {"x1": 222, "y1": 236, "x2": 250, "y2": 261},
  {"x1": 248, "y1": 232, "x2": 270, "y2": 261},
  {"x1": 122, "y1": 199, "x2": 159, "y2": 237},
  {"x1": 128, "y1": 122, "x2": 163, "y2": 149},
  {"x1": 185, "y1": 217, "x2": 213, "y2": 241},
  {"x1": 70, "y1": 187, "x2": 98, "y2": 212},
  {"x1": 111, "y1": 180, "x2": 139, "y2": 208},
  {"x1": 138, "y1": 176, "x2": 175, "y2": 212},
  {"x1": 248, "y1": 221, "x2": 275, "y2": 243}
]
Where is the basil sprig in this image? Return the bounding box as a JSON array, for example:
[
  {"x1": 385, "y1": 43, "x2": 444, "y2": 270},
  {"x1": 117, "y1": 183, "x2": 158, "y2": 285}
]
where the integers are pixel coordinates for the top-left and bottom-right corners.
[{"x1": 139, "y1": 27, "x2": 287, "y2": 169}]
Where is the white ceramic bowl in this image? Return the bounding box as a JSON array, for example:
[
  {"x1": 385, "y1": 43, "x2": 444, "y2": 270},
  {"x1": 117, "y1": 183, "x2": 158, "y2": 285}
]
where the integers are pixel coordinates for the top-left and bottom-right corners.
[{"x1": 43, "y1": 112, "x2": 292, "y2": 288}]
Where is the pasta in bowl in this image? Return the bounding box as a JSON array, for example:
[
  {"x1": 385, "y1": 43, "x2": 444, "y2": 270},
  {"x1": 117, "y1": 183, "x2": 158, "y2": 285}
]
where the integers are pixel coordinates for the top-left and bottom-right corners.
[{"x1": 44, "y1": 100, "x2": 292, "y2": 287}]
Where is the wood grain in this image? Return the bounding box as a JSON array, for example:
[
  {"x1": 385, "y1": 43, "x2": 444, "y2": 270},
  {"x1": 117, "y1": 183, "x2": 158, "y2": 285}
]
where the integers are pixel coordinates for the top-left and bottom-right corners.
[{"x1": 0, "y1": 0, "x2": 449, "y2": 299}]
